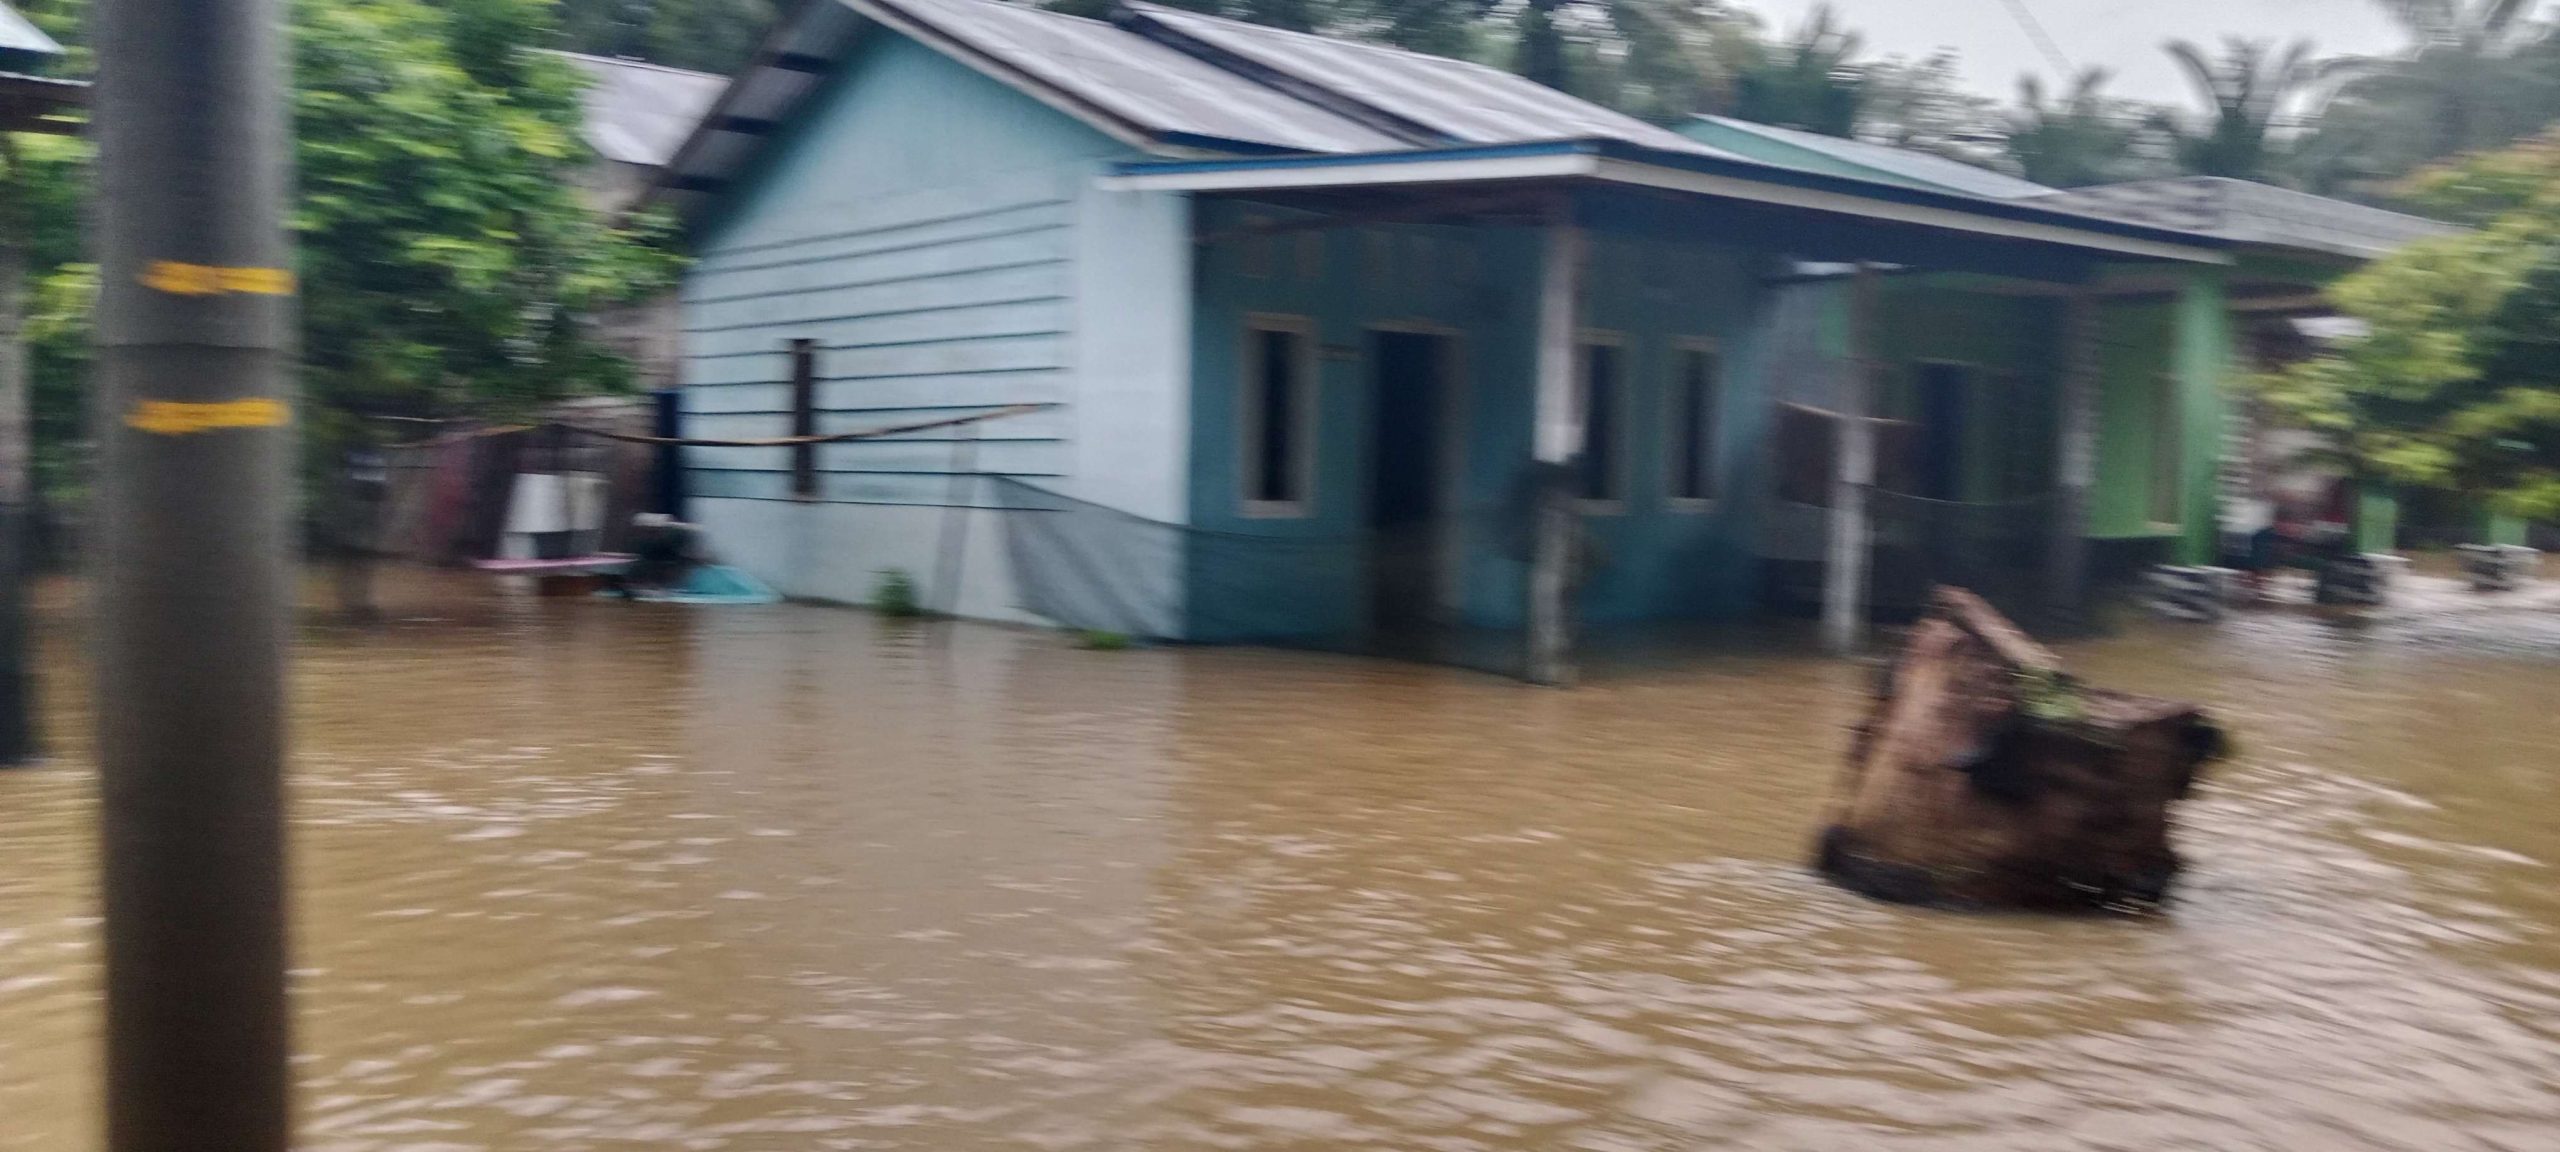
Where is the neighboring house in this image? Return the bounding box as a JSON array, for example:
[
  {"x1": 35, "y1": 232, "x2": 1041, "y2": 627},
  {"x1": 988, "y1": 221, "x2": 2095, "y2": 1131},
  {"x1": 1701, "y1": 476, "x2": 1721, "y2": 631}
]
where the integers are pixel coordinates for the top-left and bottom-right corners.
[
  {"x1": 1681, "y1": 116, "x2": 2457, "y2": 602},
  {"x1": 645, "y1": 0, "x2": 2248, "y2": 673},
  {"x1": 557, "y1": 50, "x2": 728, "y2": 391}
]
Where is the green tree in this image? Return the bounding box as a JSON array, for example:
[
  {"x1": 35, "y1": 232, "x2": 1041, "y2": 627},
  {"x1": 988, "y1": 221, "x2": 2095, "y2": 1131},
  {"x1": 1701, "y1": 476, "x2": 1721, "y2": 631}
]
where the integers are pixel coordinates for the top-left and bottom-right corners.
[
  {"x1": 294, "y1": 0, "x2": 677, "y2": 447},
  {"x1": 1860, "y1": 49, "x2": 1996, "y2": 158},
  {"x1": 2000, "y1": 67, "x2": 2159, "y2": 188},
  {"x1": 2257, "y1": 136, "x2": 2560, "y2": 518},
  {"x1": 1728, "y1": 3, "x2": 1866, "y2": 136},
  {"x1": 2296, "y1": 1, "x2": 2557, "y2": 196},
  {"x1": 553, "y1": 0, "x2": 777, "y2": 75},
  {"x1": 2159, "y1": 37, "x2": 2324, "y2": 180}
]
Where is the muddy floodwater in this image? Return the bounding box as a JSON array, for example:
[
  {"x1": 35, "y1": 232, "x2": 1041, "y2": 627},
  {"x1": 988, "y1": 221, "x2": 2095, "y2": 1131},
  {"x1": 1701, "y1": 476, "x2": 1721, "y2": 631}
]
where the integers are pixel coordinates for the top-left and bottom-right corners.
[{"x1": 3, "y1": 570, "x2": 2558, "y2": 1150}]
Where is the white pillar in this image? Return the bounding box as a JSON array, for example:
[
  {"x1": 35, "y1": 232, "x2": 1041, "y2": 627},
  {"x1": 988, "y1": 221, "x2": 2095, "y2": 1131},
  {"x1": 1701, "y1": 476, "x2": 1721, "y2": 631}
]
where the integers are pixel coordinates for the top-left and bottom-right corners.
[
  {"x1": 1821, "y1": 264, "x2": 1881, "y2": 655},
  {"x1": 1525, "y1": 220, "x2": 1584, "y2": 685},
  {"x1": 2045, "y1": 284, "x2": 2100, "y2": 622}
]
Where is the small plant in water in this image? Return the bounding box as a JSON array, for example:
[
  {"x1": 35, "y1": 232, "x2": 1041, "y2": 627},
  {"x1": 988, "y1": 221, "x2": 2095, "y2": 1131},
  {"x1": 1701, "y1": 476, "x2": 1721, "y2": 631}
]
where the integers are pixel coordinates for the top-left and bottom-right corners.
[
  {"x1": 1078, "y1": 629, "x2": 1132, "y2": 651},
  {"x1": 872, "y1": 569, "x2": 923, "y2": 617}
]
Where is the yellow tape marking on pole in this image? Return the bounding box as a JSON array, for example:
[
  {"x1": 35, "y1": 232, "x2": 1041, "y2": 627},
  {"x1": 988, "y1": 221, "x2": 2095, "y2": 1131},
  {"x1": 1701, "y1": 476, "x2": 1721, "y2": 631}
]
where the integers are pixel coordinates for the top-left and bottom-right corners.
[
  {"x1": 125, "y1": 398, "x2": 293, "y2": 435},
  {"x1": 139, "y1": 261, "x2": 296, "y2": 297}
]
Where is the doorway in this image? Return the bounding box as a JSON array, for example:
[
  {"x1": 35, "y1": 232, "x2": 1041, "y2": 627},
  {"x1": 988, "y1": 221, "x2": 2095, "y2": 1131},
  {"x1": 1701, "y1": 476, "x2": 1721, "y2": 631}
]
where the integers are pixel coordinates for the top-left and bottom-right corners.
[
  {"x1": 1913, "y1": 361, "x2": 1970, "y2": 501},
  {"x1": 1367, "y1": 330, "x2": 1454, "y2": 635}
]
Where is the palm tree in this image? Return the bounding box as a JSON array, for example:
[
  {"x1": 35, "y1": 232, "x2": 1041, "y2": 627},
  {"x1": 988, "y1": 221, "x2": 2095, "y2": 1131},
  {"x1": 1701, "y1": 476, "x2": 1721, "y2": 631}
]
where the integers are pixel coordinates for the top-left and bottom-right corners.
[
  {"x1": 1729, "y1": 3, "x2": 1867, "y2": 136},
  {"x1": 2298, "y1": 0, "x2": 2557, "y2": 192},
  {"x1": 2002, "y1": 67, "x2": 2147, "y2": 187},
  {"x1": 2159, "y1": 37, "x2": 2326, "y2": 180}
]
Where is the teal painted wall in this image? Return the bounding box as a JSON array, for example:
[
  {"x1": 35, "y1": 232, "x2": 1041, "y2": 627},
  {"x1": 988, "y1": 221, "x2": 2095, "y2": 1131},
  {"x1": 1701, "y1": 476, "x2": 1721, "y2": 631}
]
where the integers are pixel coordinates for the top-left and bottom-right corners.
[{"x1": 1182, "y1": 202, "x2": 1776, "y2": 640}]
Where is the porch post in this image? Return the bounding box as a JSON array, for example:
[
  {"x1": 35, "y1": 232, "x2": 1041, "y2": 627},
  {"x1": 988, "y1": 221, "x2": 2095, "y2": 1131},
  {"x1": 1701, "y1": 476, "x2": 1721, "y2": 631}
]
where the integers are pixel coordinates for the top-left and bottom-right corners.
[
  {"x1": 2356, "y1": 482, "x2": 2399, "y2": 554},
  {"x1": 1525, "y1": 217, "x2": 1585, "y2": 685},
  {"x1": 2044, "y1": 284, "x2": 2100, "y2": 623},
  {"x1": 1821, "y1": 264, "x2": 1880, "y2": 654},
  {"x1": 2171, "y1": 269, "x2": 2230, "y2": 565}
]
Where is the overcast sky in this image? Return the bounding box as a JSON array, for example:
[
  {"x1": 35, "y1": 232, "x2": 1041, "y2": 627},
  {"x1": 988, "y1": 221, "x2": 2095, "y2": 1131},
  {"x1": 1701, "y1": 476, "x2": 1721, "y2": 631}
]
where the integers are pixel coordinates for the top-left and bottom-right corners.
[{"x1": 1746, "y1": 1, "x2": 2428, "y2": 104}]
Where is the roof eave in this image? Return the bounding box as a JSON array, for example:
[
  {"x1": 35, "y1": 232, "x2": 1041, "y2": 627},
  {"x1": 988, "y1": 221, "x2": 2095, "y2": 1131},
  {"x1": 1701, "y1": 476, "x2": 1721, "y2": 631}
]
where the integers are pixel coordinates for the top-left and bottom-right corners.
[{"x1": 1106, "y1": 140, "x2": 2229, "y2": 266}]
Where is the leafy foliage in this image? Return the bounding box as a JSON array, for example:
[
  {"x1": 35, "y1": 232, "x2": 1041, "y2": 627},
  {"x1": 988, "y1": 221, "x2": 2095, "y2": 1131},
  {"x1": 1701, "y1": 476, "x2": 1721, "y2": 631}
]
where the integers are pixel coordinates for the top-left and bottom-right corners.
[
  {"x1": 2294, "y1": 1, "x2": 2559, "y2": 196},
  {"x1": 2000, "y1": 68, "x2": 2163, "y2": 188},
  {"x1": 296, "y1": 0, "x2": 677, "y2": 435},
  {"x1": 553, "y1": 0, "x2": 779, "y2": 75},
  {"x1": 2257, "y1": 136, "x2": 2560, "y2": 517},
  {"x1": 2156, "y1": 37, "x2": 2324, "y2": 181},
  {"x1": 4, "y1": 0, "x2": 679, "y2": 502},
  {"x1": 1727, "y1": 3, "x2": 1865, "y2": 135}
]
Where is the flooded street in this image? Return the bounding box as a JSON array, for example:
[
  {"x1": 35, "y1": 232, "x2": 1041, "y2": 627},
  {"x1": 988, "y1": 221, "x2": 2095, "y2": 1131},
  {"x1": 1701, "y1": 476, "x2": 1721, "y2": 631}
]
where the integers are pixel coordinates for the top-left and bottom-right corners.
[{"x1": 2, "y1": 570, "x2": 2557, "y2": 1151}]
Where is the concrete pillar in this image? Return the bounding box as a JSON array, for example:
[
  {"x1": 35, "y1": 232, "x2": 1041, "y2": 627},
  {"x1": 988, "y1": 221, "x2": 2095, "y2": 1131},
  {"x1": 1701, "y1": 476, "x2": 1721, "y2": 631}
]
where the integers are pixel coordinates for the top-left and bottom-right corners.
[
  {"x1": 2171, "y1": 270, "x2": 2230, "y2": 565},
  {"x1": 2356, "y1": 483, "x2": 2398, "y2": 555},
  {"x1": 1524, "y1": 219, "x2": 1585, "y2": 685},
  {"x1": 2044, "y1": 285, "x2": 2100, "y2": 624},
  {"x1": 1822, "y1": 264, "x2": 1881, "y2": 654},
  {"x1": 2486, "y1": 509, "x2": 2529, "y2": 548}
]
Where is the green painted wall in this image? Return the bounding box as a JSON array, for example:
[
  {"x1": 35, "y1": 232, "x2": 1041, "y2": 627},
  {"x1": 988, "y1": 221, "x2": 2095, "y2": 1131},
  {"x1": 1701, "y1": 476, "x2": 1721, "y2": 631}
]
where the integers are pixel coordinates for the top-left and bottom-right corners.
[
  {"x1": 2089, "y1": 299, "x2": 2177, "y2": 541},
  {"x1": 2173, "y1": 272, "x2": 2232, "y2": 563}
]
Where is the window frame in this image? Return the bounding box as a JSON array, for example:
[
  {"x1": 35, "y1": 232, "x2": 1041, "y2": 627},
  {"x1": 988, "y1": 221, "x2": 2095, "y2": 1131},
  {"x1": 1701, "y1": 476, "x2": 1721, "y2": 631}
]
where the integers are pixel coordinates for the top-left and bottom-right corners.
[
  {"x1": 1238, "y1": 313, "x2": 1321, "y2": 518},
  {"x1": 1664, "y1": 337, "x2": 1723, "y2": 512},
  {"x1": 1573, "y1": 330, "x2": 1633, "y2": 514},
  {"x1": 787, "y1": 338, "x2": 819, "y2": 500}
]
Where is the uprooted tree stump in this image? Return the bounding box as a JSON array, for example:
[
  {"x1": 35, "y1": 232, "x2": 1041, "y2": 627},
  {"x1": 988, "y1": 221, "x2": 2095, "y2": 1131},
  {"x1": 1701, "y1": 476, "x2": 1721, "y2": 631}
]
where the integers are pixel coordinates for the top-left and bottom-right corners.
[{"x1": 1816, "y1": 587, "x2": 2228, "y2": 913}]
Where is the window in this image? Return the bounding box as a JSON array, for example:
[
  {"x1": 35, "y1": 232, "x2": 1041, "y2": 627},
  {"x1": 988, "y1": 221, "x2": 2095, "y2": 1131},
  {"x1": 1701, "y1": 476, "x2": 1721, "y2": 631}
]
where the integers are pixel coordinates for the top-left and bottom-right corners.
[
  {"x1": 788, "y1": 338, "x2": 818, "y2": 499},
  {"x1": 1668, "y1": 343, "x2": 1722, "y2": 504},
  {"x1": 1576, "y1": 338, "x2": 1627, "y2": 505},
  {"x1": 2150, "y1": 375, "x2": 2182, "y2": 526},
  {"x1": 1241, "y1": 318, "x2": 1315, "y2": 514}
]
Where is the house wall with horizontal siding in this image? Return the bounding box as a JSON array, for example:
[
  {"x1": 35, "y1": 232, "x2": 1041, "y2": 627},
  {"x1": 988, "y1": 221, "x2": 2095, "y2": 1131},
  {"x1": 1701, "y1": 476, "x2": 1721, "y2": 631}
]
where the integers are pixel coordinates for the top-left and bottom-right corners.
[{"x1": 678, "y1": 30, "x2": 1188, "y2": 621}]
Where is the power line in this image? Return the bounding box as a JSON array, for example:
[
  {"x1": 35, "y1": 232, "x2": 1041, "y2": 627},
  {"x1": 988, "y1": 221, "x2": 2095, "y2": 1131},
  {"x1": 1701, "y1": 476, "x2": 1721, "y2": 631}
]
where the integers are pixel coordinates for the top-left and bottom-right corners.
[{"x1": 1999, "y1": 0, "x2": 2078, "y2": 79}]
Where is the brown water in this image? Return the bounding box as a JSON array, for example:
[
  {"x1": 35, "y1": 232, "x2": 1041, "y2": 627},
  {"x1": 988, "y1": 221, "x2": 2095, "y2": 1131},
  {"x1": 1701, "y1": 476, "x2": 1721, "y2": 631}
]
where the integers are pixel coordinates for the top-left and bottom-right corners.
[{"x1": 2, "y1": 570, "x2": 2557, "y2": 1151}]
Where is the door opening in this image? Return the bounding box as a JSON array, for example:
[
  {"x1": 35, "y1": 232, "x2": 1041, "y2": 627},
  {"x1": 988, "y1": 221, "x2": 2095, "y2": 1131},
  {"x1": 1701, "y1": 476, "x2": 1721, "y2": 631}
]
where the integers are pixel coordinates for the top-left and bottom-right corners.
[{"x1": 1368, "y1": 331, "x2": 1451, "y2": 635}]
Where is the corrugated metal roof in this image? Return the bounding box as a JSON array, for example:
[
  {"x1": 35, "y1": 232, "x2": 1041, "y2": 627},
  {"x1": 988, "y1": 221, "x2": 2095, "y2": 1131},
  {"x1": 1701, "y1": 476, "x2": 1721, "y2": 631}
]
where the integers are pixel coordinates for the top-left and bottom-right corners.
[
  {"x1": 869, "y1": 0, "x2": 1405, "y2": 153},
  {"x1": 1686, "y1": 115, "x2": 2050, "y2": 200},
  {"x1": 2035, "y1": 177, "x2": 2458, "y2": 260},
  {"x1": 0, "y1": 3, "x2": 63, "y2": 61},
  {"x1": 1122, "y1": 3, "x2": 1728, "y2": 156},
  {"x1": 556, "y1": 51, "x2": 729, "y2": 168}
]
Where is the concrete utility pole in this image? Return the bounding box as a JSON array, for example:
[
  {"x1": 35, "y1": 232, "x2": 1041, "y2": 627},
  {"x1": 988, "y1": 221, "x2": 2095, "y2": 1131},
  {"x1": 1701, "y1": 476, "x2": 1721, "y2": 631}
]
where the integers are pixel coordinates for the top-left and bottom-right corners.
[
  {"x1": 0, "y1": 171, "x2": 34, "y2": 765},
  {"x1": 91, "y1": 0, "x2": 295, "y2": 1149}
]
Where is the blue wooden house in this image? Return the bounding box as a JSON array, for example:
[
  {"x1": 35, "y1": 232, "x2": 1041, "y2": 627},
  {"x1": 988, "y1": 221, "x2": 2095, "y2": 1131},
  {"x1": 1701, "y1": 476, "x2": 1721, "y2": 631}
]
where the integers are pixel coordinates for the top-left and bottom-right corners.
[{"x1": 648, "y1": 0, "x2": 2249, "y2": 677}]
